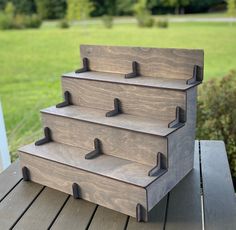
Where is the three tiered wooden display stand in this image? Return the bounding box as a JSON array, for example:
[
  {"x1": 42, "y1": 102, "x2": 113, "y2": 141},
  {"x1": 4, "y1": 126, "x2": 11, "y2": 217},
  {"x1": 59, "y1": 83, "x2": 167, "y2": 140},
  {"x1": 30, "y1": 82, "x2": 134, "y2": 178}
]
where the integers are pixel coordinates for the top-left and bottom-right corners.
[{"x1": 19, "y1": 45, "x2": 204, "y2": 222}]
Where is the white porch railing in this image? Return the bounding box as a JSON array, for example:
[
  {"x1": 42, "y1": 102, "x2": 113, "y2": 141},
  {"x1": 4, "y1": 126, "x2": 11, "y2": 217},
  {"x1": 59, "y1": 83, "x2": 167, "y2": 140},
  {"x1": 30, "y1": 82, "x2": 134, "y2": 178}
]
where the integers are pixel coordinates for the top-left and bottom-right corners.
[{"x1": 0, "y1": 100, "x2": 10, "y2": 172}]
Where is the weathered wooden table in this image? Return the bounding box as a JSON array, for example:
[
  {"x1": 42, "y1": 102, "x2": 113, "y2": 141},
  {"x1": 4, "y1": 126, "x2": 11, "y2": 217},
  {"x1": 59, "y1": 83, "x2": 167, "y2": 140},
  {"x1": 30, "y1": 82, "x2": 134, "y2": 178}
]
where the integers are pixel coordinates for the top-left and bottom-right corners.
[{"x1": 0, "y1": 141, "x2": 235, "y2": 230}]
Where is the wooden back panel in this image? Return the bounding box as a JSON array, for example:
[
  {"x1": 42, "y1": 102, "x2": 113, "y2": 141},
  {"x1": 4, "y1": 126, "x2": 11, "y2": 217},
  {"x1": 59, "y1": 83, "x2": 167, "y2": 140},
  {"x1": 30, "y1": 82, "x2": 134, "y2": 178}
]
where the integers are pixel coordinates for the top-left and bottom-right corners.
[{"x1": 80, "y1": 45, "x2": 204, "y2": 80}]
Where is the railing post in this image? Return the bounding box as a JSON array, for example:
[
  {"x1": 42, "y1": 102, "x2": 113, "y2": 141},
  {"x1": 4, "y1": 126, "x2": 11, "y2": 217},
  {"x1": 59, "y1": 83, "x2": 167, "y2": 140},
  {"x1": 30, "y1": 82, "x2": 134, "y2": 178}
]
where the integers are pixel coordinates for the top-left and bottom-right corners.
[{"x1": 0, "y1": 100, "x2": 10, "y2": 172}]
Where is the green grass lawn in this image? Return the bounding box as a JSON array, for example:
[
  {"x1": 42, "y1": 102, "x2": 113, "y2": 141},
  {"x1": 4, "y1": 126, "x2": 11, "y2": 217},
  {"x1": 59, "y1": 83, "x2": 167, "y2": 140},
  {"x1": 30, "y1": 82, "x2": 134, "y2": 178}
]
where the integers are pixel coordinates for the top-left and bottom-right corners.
[{"x1": 0, "y1": 21, "x2": 236, "y2": 160}]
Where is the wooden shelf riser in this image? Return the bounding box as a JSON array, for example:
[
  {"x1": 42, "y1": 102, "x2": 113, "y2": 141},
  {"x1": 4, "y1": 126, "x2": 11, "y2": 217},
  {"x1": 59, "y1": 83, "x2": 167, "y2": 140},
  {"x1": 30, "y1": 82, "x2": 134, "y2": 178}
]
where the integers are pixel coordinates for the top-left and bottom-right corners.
[
  {"x1": 80, "y1": 45, "x2": 204, "y2": 80},
  {"x1": 19, "y1": 152, "x2": 148, "y2": 221},
  {"x1": 62, "y1": 77, "x2": 186, "y2": 122},
  {"x1": 41, "y1": 113, "x2": 167, "y2": 167},
  {"x1": 147, "y1": 87, "x2": 197, "y2": 210}
]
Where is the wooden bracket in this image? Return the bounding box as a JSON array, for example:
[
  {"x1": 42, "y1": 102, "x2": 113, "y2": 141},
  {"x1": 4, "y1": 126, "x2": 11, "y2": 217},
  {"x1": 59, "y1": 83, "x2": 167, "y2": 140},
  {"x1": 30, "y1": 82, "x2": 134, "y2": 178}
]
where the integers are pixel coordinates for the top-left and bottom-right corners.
[
  {"x1": 136, "y1": 203, "x2": 147, "y2": 222},
  {"x1": 106, "y1": 98, "x2": 122, "y2": 117},
  {"x1": 125, "y1": 61, "x2": 139, "y2": 78},
  {"x1": 168, "y1": 106, "x2": 186, "y2": 129},
  {"x1": 148, "y1": 152, "x2": 167, "y2": 177},
  {"x1": 22, "y1": 166, "x2": 30, "y2": 181},
  {"x1": 75, "y1": 57, "x2": 89, "y2": 73},
  {"x1": 56, "y1": 91, "x2": 72, "y2": 108},
  {"x1": 85, "y1": 138, "x2": 103, "y2": 160},
  {"x1": 72, "y1": 183, "x2": 80, "y2": 199},
  {"x1": 35, "y1": 127, "x2": 52, "y2": 146},
  {"x1": 187, "y1": 65, "x2": 203, "y2": 85}
]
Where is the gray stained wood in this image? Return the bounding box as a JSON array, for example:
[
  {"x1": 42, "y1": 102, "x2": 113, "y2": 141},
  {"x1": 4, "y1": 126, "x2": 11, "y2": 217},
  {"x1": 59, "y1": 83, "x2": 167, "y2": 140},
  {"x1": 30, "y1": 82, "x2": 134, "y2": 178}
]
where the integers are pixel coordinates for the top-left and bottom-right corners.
[
  {"x1": 19, "y1": 151, "x2": 147, "y2": 218},
  {"x1": 0, "y1": 180, "x2": 43, "y2": 229},
  {"x1": 88, "y1": 206, "x2": 127, "y2": 230},
  {"x1": 63, "y1": 71, "x2": 197, "y2": 91},
  {"x1": 41, "y1": 107, "x2": 168, "y2": 166},
  {"x1": 61, "y1": 77, "x2": 186, "y2": 121},
  {"x1": 0, "y1": 160, "x2": 21, "y2": 201},
  {"x1": 51, "y1": 198, "x2": 97, "y2": 230},
  {"x1": 19, "y1": 142, "x2": 155, "y2": 187},
  {"x1": 200, "y1": 140, "x2": 236, "y2": 230},
  {"x1": 165, "y1": 141, "x2": 202, "y2": 230},
  {"x1": 0, "y1": 141, "x2": 235, "y2": 229},
  {"x1": 80, "y1": 45, "x2": 204, "y2": 80},
  {"x1": 41, "y1": 105, "x2": 176, "y2": 137},
  {"x1": 13, "y1": 187, "x2": 69, "y2": 230}
]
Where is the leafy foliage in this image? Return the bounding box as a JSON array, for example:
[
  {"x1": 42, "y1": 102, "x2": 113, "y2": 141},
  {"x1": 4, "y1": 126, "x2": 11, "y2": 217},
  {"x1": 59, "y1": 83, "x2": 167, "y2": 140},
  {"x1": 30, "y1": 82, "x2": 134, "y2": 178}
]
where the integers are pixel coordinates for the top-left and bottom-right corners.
[
  {"x1": 58, "y1": 19, "x2": 70, "y2": 28},
  {"x1": 156, "y1": 18, "x2": 169, "y2": 28},
  {"x1": 197, "y1": 70, "x2": 236, "y2": 178},
  {"x1": 227, "y1": 0, "x2": 236, "y2": 16},
  {"x1": 102, "y1": 14, "x2": 113, "y2": 28}
]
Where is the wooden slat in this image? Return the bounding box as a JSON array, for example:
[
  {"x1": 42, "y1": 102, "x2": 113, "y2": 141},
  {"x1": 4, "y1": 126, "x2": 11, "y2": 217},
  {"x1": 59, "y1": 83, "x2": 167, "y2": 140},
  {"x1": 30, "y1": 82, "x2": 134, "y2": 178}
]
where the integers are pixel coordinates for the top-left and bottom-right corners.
[
  {"x1": 0, "y1": 160, "x2": 21, "y2": 201},
  {"x1": 51, "y1": 197, "x2": 97, "y2": 230},
  {"x1": 62, "y1": 77, "x2": 186, "y2": 121},
  {"x1": 19, "y1": 152, "x2": 147, "y2": 219},
  {"x1": 80, "y1": 45, "x2": 204, "y2": 80},
  {"x1": 200, "y1": 140, "x2": 236, "y2": 230},
  {"x1": 88, "y1": 206, "x2": 127, "y2": 230},
  {"x1": 165, "y1": 141, "x2": 202, "y2": 230},
  {"x1": 126, "y1": 195, "x2": 167, "y2": 230},
  {"x1": 63, "y1": 71, "x2": 196, "y2": 91},
  {"x1": 19, "y1": 142, "x2": 155, "y2": 187},
  {"x1": 41, "y1": 107, "x2": 168, "y2": 167},
  {"x1": 13, "y1": 187, "x2": 68, "y2": 230},
  {"x1": 0, "y1": 180, "x2": 43, "y2": 229}
]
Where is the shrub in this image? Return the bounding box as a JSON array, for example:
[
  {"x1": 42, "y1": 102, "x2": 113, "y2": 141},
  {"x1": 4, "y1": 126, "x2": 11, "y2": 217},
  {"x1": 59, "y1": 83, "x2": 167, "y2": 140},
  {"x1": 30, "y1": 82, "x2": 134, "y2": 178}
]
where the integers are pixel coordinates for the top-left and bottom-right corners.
[
  {"x1": 0, "y1": 12, "x2": 14, "y2": 30},
  {"x1": 58, "y1": 19, "x2": 70, "y2": 29},
  {"x1": 156, "y1": 18, "x2": 169, "y2": 28},
  {"x1": 102, "y1": 15, "x2": 113, "y2": 29},
  {"x1": 197, "y1": 70, "x2": 236, "y2": 180},
  {"x1": 25, "y1": 14, "x2": 42, "y2": 28},
  {"x1": 136, "y1": 14, "x2": 154, "y2": 28}
]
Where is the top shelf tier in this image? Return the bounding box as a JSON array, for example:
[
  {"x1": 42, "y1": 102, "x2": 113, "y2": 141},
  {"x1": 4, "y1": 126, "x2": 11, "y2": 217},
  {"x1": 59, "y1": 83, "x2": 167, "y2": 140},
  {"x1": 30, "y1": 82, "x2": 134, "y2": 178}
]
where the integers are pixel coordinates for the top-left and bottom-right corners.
[{"x1": 63, "y1": 71, "x2": 200, "y2": 91}]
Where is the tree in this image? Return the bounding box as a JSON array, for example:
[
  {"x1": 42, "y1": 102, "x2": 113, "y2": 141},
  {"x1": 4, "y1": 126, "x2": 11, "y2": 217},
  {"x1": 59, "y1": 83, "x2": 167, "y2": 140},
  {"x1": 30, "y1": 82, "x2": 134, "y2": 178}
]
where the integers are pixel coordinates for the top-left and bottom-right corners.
[
  {"x1": 227, "y1": 0, "x2": 236, "y2": 17},
  {"x1": 4, "y1": 1, "x2": 15, "y2": 16},
  {"x1": 67, "y1": 0, "x2": 93, "y2": 21},
  {"x1": 11, "y1": 0, "x2": 36, "y2": 15},
  {"x1": 116, "y1": 0, "x2": 136, "y2": 15},
  {"x1": 162, "y1": 0, "x2": 190, "y2": 14},
  {"x1": 35, "y1": 0, "x2": 66, "y2": 19}
]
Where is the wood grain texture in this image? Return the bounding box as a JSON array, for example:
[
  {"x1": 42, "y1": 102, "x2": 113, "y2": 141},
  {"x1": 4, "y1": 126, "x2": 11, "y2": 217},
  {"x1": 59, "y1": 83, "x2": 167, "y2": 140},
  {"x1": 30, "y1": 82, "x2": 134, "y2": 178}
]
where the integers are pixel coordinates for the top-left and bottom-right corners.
[
  {"x1": 165, "y1": 141, "x2": 202, "y2": 230},
  {"x1": 41, "y1": 108, "x2": 167, "y2": 166},
  {"x1": 80, "y1": 45, "x2": 204, "y2": 80},
  {"x1": 13, "y1": 187, "x2": 68, "y2": 230},
  {"x1": 0, "y1": 180, "x2": 43, "y2": 229},
  {"x1": 200, "y1": 140, "x2": 236, "y2": 230},
  {"x1": 63, "y1": 71, "x2": 197, "y2": 91},
  {"x1": 0, "y1": 160, "x2": 21, "y2": 201},
  {"x1": 88, "y1": 206, "x2": 127, "y2": 230},
  {"x1": 127, "y1": 195, "x2": 167, "y2": 230},
  {"x1": 19, "y1": 152, "x2": 147, "y2": 219},
  {"x1": 51, "y1": 197, "x2": 97, "y2": 230},
  {"x1": 146, "y1": 88, "x2": 197, "y2": 211},
  {"x1": 19, "y1": 142, "x2": 155, "y2": 187},
  {"x1": 62, "y1": 77, "x2": 186, "y2": 121}
]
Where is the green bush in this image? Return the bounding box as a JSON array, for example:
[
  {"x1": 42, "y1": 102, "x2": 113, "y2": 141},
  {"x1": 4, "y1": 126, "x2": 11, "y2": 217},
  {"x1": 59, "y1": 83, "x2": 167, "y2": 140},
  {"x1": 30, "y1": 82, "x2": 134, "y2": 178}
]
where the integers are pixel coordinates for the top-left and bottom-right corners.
[
  {"x1": 0, "y1": 13, "x2": 42, "y2": 30},
  {"x1": 136, "y1": 14, "x2": 154, "y2": 28},
  {"x1": 58, "y1": 19, "x2": 70, "y2": 29},
  {"x1": 156, "y1": 18, "x2": 169, "y2": 28},
  {"x1": 0, "y1": 12, "x2": 13, "y2": 29},
  {"x1": 102, "y1": 15, "x2": 113, "y2": 29},
  {"x1": 197, "y1": 70, "x2": 236, "y2": 179}
]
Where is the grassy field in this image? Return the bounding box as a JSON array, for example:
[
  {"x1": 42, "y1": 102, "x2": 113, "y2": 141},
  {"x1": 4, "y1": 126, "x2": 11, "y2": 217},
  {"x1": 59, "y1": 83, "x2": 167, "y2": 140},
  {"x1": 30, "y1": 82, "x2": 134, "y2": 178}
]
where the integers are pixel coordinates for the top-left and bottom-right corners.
[{"x1": 0, "y1": 21, "x2": 236, "y2": 160}]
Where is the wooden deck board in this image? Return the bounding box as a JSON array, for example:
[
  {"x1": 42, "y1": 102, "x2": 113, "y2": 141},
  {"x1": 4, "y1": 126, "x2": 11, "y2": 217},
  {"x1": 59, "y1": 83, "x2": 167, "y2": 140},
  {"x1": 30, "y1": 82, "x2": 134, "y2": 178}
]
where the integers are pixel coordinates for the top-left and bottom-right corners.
[
  {"x1": 200, "y1": 140, "x2": 236, "y2": 230},
  {"x1": 165, "y1": 141, "x2": 202, "y2": 230},
  {"x1": 51, "y1": 197, "x2": 97, "y2": 230},
  {"x1": 13, "y1": 187, "x2": 69, "y2": 230}
]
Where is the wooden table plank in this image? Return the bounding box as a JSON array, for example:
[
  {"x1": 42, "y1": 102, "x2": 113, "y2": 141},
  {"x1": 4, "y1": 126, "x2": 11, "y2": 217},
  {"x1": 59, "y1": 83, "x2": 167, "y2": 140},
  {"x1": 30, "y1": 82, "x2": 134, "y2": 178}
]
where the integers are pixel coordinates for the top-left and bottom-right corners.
[
  {"x1": 200, "y1": 140, "x2": 236, "y2": 230},
  {"x1": 165, "y1": 141, "x2": 202, "y2": 230},
  {"x1": 0, "y1": 160, "x2": 21, "y2": 201},
  {"x1": 13, "y1": 187, "x2": 69, "y2": 230},
  {"x1": 0, "y1": 180, "x2": 44, "y2": 229},
  {"x1": 88, "y1": 206, "x2": 128, "y2": 230},
  {"x1": 51, "y1": 197, "x2": 97, "y2": 230},
  {"x1": 126, "y1": 195, "x2": 167, "y2": 230}
]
